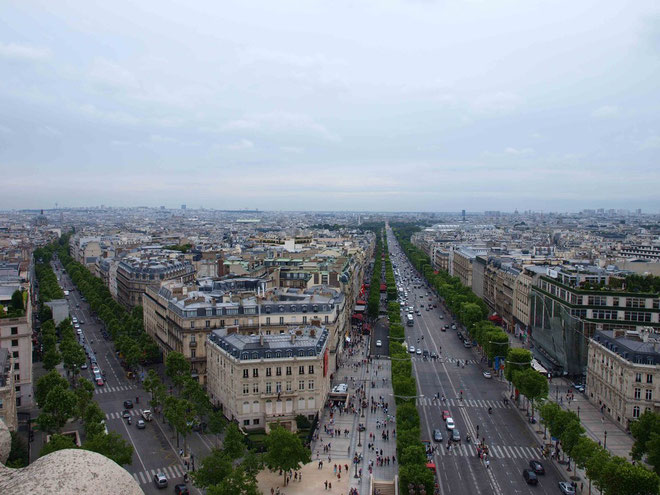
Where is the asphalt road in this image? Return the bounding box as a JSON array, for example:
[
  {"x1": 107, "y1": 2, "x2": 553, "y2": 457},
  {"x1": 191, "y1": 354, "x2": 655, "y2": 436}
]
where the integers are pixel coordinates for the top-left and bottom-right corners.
[
  {"x1": 52, "y1": 257, "x2": 215, "y2": 495},
  {"x1": 385, "y1": 229, "x2": 567, "y2": 495}
]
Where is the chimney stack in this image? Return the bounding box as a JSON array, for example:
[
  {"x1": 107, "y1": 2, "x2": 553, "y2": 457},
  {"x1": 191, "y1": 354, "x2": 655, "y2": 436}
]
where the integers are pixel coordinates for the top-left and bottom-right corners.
[{"x1": 260, "y1": 334, "x2": 264, "y2": 346}]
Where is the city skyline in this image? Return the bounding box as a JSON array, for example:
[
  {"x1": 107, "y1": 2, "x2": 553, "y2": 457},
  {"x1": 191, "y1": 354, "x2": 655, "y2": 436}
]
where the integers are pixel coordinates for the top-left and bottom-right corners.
[{"x1": 2, "y1": 1, "x2": 659, "y2": 212}]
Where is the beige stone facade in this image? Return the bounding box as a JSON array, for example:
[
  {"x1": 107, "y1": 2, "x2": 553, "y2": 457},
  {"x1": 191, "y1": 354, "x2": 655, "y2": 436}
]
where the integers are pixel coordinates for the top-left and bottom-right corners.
[
  {"x1": 206, "y1": 325, "x2": 330, "y2": 431},
  {"x1": 116, "y1": 258, "x2": 195, "y2": 308},
  {"x1": 0, "y1": 304, "x2": 33, "y2": 408},
  {"x1": 587, "y1": 329, "x2": 660, "y2": 429},
  {"x1": 0, "y1": 349, "x2": 17, "y2": 431}
]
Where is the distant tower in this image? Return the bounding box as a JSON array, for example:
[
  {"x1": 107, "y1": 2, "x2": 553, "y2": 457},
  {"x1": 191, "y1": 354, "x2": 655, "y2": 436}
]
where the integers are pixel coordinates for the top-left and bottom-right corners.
[
  {"x1": 181, "y1": 204, "x2": 187, "y2": 210},
  {"x1": 462, "y1": 210, "x2": 466, "y2": 222}
]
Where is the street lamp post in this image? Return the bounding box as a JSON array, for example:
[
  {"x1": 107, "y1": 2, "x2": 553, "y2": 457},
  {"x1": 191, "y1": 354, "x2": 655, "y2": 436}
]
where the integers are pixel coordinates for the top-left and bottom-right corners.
[
  {"x1": 577, "y1": 406, "x2": 580, "y2": 419},
  {"x1": 354, "y1": 454, "x2": 359, "y2": 478},
  {"x1": 358, "y1": 427, "x2": 362, "y2": 447},
  {"x1": 604, "y1": 430, "x2": 607, "y2": 449}
]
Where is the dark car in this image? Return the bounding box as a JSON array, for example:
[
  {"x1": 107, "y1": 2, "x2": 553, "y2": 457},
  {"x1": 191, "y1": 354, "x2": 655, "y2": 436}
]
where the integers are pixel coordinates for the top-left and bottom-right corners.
[
  {"x1": 122, "y1": 409, "x2": 131, "y2": 419},
  {"x1": 529, "y1": 459, "x2": 545, "y2": 474},
  {"x1": 123, "y1": 399, "x2": 134, "y2": 409},
  {"x1": 522, "y1": 468, "x2": 538, "y2": 485},
  {"x1": 451, "y1": 429, "x2": 461, "y2": 442},
  {"x1": 457, "y1": 332, "x2": 463, "y2": 340},
  {"x1": 174, "y1": 485, "x2": 190, "y2": 495},
  {"x1": 433, "y1": 429, "x2": 443, "y2": 442}
]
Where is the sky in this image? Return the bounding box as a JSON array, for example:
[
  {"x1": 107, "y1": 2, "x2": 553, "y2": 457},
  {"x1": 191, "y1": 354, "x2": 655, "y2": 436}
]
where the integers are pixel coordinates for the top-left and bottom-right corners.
[{"x1": 1, "y1": 0, "x2": 659, "y2": 212}]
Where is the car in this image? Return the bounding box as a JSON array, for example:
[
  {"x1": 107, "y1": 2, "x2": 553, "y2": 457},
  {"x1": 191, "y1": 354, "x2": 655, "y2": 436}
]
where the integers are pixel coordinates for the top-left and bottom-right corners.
[
  {"x1": 457, "y1": 332, "x2": 463, "y2": 340},
  {"x1": 416, "y1": 349, "x2": 422, "y2": 355},
  {"x1": 76, "y1": 329, "x2": 82, "y2": 335},
  {"x1": 522, "y1": 469, "x2": 538, "y2": 485},
  {"x1": 558, "y1": 481, "x2": 576, "y2": 494},
  {"x1": 92, "y1": 365, "x2": 100, "y2": 373},
  {"x1": 80, "y1": 320, "x2": 85, "y2": 324},
  {"x1": 174, "y1": 485, "x2": 190, "y2": 495},
  {"x1": 72, "y1": 317, "x2": 78, "y2": 323},
  {"x1": 81, "y1": 363, "x2": 88, "y2": 369},
  {"x1": 451, "y1": 323, "x2": 457, "y2": 330},
  {"x1": 123, "y1": 399, "x2": 134, "y2": 409},
  {"x1": 430, "y1": 352, "x2": 438, "y2": 359},
  {"x1": 76, "y1": 303, "x2": 80, "y2": 308},
  {"x1": 439, "y1": 314, "x2": 444, "y2": 319},
  {"x1": 444, "y1": 324, "x2": 450, "y2": 330},
  {"x1": 451, "y1": 429, "x2": 461, "y2": 442},
  {"x1": 433, "y1": 429, "x2": 443, "y2": 442},
  {"x1": 376, "y1": 340, "x2": 382, "y2": 347},
  {"x1": 153, "y1": 472, "x2": 168, "y2": 488},
  {"x1": 572, "y1": 383, "x2": 585, "y2": 393},
  {"x1": 482, "y1": 370, "x2": 492, "y2": 379},
  {"x1": 332, "y1": 383, "x2": 348, "y2": 393},
  {"x1": 74, "y1": 323, "x2": 80, "y2": 329},
  {"x1": 446, "y1": 418, "x2": 455, "y2": 430},
  {"x1": 463, "y1": 340, "x2": 472, "y2": 348},
  {"x1": 409, "y1": 346, "x2": 415, "y2": 353},
  {"x1": 137, "y1": 419, "x2": 146, "y2": 429},
  {"x1": 442, "y1": 410, "x2": 451, "y2": 421},
  {"x1": 122, "y1": 409, "x2": 131, "y2": 419},
  {"x1": 529, "y1": 459, "x2": 545, "y2": 474},
  {"x1": 96, "y1": 377, "x2": 104, "y2": 386}
]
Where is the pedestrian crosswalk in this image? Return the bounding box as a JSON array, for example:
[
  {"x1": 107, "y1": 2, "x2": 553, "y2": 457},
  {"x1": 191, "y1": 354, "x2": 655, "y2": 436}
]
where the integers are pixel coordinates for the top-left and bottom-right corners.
[
  {"x1": 415, "y1": 397, "x2": 508, "y2": 409},
  {"x1": 130, "y1": 465, "x2": 186, "y2": 485},
  {"x1": 95, "y1": 384, "x2": 136, "y2": 395},
  {"x1": 410, "y1": 356, "x2": 478, "y2": 365},
  {"x1": 432, "y1": 443, "x2": 543, "y2": 460},
  {"x1": 106, "y1": 408, "x2": 148, "y2": 420}
]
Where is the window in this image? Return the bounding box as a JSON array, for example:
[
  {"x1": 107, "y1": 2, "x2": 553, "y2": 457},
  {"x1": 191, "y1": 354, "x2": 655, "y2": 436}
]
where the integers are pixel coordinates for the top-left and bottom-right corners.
[
  {"x1": 299, "y1": 380, "x2": 305, "y2": 390},
  {"x1": 11, "y1": 340, "x2": 18, "y2": 347},
  {"x1": 266, "y1": 317, "x2": 271, "y2": 325},
  {"x1": 634, "y1": 388, "x2": 641, "y2": 399},
  {"x1": 308, "y1": 379, "x2": 314, "y2": 390},
  {"x1": 633, "y1": 406, "x2": 641, "y2": 418},
  {"x1": 276, "y1": 367, "x2": 282, "y2": 376},
  {"x1": 253, "y1": 369, "x2": 259, "y2": 378},
  {"x1": 612, "y1": 297, "x2": 619, "y2": 307},
  {"x1": 308, "y1": 365, "x2": 314, "y2": 375},
  {"x1": 286, "y1": 381, "x2": 292, "y2": 392},
  {"x1": 280, "y1": 317, "x2": 284, "y2": 324},
  {"x1": 190, "y1": 321, "x2": 195, "y2": 328},
  {"x1": 253, "y1": 419, "x2": 260, "y2": 425},
  {"x1": 13, "y1": 363, "x2": 19, "y2": 370},
  {"x1": 243, "y1": 383, "x2": 249, "y2": 394},
  {"x1": 299, "y1": 366, "x2": 305, "y2": 375},
  {"x1": 243, "y1": 369, "x2": 249, "y2": 378},
  {"x1": 243, "y1": 419, "x2": 250, "y2": 426},
  {"x1": 253, "y1": 383, "x2": 259, "y2": 393},
  {"x1": 10, "y1": 327, "x2": 18, "y2": 335},
  {"x1": 266, "y1": 367, "x2": 272, "y2": 377},
  {"x1": 266, "y1": 382, "x2": 272, "y2": 394},
  {"x1": 191, "y1": 350, "x2": 196, "y2": 358},
  {"x1": 234, "y1": 319, "x2": 239, "y2": 326},
  {"x1": 302, "y1": 316, "x2": 307, "y2": 324},
  {"x1": 636, "y1": 373, "x2": 642, "y2": 383},
  {"x1": 646, "y1": 389, "x2": 653, "y2": 401},
  {"x1": 325, "y1": 315, "x2": 329, "y2": 324},
  {"x1": 626, "y1": 297, "x2": 646, "y2": 308},
  {"x1": 647, "y1": 374, "x2": 654, "y2": 384},
  {"x1": 286, "y1": 366, "x2": 292, "y2": 376},
  {"x1": 206, "y1": 320, "x2": 210, "y2": 328},
  {"x1": 12, "y1": 351, "x2": 18, "y2": 358},
  {"x1": 276, "y1": 382, "x2": 282, "y2": 393}
]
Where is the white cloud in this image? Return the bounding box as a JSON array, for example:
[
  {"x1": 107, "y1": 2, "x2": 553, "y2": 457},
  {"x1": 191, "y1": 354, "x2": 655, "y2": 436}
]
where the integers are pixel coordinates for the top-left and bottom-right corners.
[
  {"x1": 0, "y1": 125, "x2": 12, "y2": 136},
  {"x1": 222, "y1": 112, "x2": 340, "y2": 142},
  {"x1": 239, "y1": 48, "x2": 344, "y2": 69},
  {"x1": 592, "y1": 105, "x2": 619, "y2": 118},
  {"x1": 280, "y1": 146, "x2": 304, "y2": 154},
  {"x1": 504, "y1": 147, "x2": 534, "y2": 156},
  {"x1": 0, "y1": 42, "x2": 49, "y2": 61},
  {"x1": 37, "y1": 126, "x2": 62, "y2": 137},
  {"x1": 225, "y1": 138, "x2": 254, "y2": 150},
  {"x1": 471, "y1": 92, "x2": 522, "y2": 114},
  {"x1": 78, "y1": 104, "x2": 140, "y2": 126},
  {"x1": 639, "y1": 134, "x2": 660, "y2": 150},
  {"x1": 88, "y1": 58, "x2": 140, "y2": 91}
]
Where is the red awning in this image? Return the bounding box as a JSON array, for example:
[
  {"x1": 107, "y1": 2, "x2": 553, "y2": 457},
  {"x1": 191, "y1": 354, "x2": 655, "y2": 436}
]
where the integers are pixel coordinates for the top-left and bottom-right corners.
[
  {"x1": 352, "y1": 313, "x2": 364, "y2": 321},
  {"x1": 426, "y1": 462, "x2": 436, "y2": 471},
  {"x1": 356, "y1": 300, "x2": 366, "y2": 305},
  {"x1": 380, "y1": 284, "x2": 387, "y2": 291}
]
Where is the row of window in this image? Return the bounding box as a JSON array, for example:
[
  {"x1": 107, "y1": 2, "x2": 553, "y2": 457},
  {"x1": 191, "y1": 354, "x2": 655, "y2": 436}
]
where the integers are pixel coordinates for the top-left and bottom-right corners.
[
  {"x1": 635, "y1": 373, "x2": 653, "y2": 384},
  {"x1": 191, "y1": 315, "x2": 331, "y2": 328},
  {"x1": 242, "y1": 365, "x2": 315, "y2": 378},
  {"x1": 242, "y1": 380, "x2": 316, "y2": 394},
  {"x1": 634, "y1": 388, "x2": 654, "y2": 401}
]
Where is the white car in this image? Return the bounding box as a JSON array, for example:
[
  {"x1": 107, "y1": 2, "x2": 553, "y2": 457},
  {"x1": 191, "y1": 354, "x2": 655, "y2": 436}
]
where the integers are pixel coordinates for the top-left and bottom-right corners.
[
  {"x1": 446, "y1": 418, "x2": 455, "y2": 430},
  {"x1": 482, "y1": 370, "x2": 492, "y2": 379},
  {"x1": 409, "y1": 346, "x2": 415, "y2": 353},
  {"x1": 376, "y1": 340, "x2": 382, "y2": 347}
]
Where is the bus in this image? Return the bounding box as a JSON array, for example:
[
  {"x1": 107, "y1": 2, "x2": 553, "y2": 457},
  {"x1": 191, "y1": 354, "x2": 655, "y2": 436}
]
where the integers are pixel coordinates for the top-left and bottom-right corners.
[{"x1": 406, "y1": 314, "x2": 414, "y2": 327}]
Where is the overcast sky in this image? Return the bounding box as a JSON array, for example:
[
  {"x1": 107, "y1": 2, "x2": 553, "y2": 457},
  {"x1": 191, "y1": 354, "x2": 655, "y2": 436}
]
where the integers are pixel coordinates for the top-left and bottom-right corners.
[{"x1": 1, "y1": 1, "x2": 659, "y2": 212}]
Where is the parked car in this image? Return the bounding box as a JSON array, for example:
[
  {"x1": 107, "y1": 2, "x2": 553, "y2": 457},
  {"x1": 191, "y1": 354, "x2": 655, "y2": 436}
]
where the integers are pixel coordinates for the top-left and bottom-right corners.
[
  {"x1": 572, "y1": 383, "x2": 585, "y2": 393},
  {"x1": 522, "y1": 469, "x2": 538, "y2": 485},
  {"x1": 558, "y1": 481, "x2": 576, "y2": 494},
  {"x1": 174, "y1": 484, "x2": 190, "y2": 495},
  {"x1": 153, "y1": 472, "x2": 168, "y2": 489},
  {"x1": 529, "y1": 459, "x2": 545, "y2": 474}
]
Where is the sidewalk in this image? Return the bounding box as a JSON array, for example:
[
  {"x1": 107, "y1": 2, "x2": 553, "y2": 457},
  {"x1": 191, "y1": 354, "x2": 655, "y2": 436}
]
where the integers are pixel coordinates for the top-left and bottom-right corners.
[{"x1": 309, "y1": 325, "x2": 398, "y2": 495}]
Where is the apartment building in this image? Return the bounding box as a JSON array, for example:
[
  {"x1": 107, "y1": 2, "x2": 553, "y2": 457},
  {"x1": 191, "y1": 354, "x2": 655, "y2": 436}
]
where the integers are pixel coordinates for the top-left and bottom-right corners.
[
  {"x1": 451, "y1": 247, "x2": 488, "y2": 288},
  {"x1": 143, "y1": 280, "x2": 346, "y2": 383},
  {"x1": 530, "y1": 266, "x2": 660, "y2": 376},
  {"x1": 0, "y1": 349, "x2": 17, "y2": 431},
  {"x1": 206, "y1": 325, "x2": 330, "y2": 431},
  {"x1": 116, "y1": 257, "x2": 195, "y2": 308},
  {"x1": 0, "y1": 294, "x2": 33, "y2": 408},
  {"x1": 587, "y1": 329, "x2": 660, "y2": 429}
]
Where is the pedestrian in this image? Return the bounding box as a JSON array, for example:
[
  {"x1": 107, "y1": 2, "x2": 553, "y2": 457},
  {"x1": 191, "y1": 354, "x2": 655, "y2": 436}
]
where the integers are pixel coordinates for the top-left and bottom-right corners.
[{"x1": 485, "y1": 459, "x2": 490, "y2": 469}]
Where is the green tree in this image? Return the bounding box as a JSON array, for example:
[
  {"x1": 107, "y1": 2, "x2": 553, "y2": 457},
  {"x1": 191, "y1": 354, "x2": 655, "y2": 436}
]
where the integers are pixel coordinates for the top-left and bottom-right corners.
[
  {"x1": 61, "y1": 340, "x2": 87, "y2": 379},
  {"x1": 601, "y1": 456, "x2": 660, "y2": 495},
  {"x1": 517, "y1": 368, "x2": 549, "y2": 418},
  {"x1": 263, "y1": 425, "x2": 311, "y2": 486},
  {"x1": 42, "y1": 347, "x2": 62, "y2": 370},
  {"x1": 208, "y1": 410, "x2": 226, "y2": 447},
  {"x1": 165, "y1": 351, "x2": 190, "y2": 389},
  {"x1": 6, "y1": 431, "x2": 29, "y2": 468},
  {"x1": 38, "y1": 385, "x2": 77, "y2": 433},
  {"x1": 35, "y1": 370, "x2": 69, "y2": 408},
  {"x1": 82, "y1": 400, "x2": 107, "y2": 438},
  {"x1": 40, "y1": 433, "x2": 77, "y2": 457},
  {"x1": 223, "y1": 422, "x2": 246, "y2": 460},
  {"x1": 631, "y1": 410, "x2": 660, "y2": 474},
  {"x1": 398, "y1": 462, "x2": 435, "y2": 495},
  {"x1": 82, "y1": 432, "x2": 134, "y2": 466},
  {"x1": 74, "y1": 378, "x2": 95, "y2": 419},
  {"x1": 163, "y1": 396, "x2": 194, "y2": 456},
  {"x1": 207, "y1": 466, "x2": 260, "y2": 495},
  {"x1": 504, "y1": 347, "x2": 532, "y2": 383},
  {"x1": 191, "y1": 448, "x2": 233, "y2": 488},
  {"x1": 485, "y1": 331, "x2": 509, "y2": 362},
  {"x1": 10, "y1": 290, "x2": 24, "y2": 312},
  {"x1": 585, "y1": 445, "x2": 611, "y2": 492}
]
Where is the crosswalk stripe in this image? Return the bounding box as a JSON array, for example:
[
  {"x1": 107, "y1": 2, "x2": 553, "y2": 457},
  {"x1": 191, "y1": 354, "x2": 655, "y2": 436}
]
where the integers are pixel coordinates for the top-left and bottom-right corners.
[
  {"x1": 139, "y1": 471, "x2": 148, "y2": 484},
  {"x1": 132, "y1": 473, "x2": 140, "y2": 483}
]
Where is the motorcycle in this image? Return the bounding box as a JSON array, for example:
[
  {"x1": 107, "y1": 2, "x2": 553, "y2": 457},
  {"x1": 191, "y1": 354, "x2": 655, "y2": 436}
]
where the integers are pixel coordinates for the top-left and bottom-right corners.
[
  {"x1": 488, "y1": 407, "x2": 492, "y2": 415},
  {"x1": 127, "y1": 417, "x2": 132, "y2": 425}
]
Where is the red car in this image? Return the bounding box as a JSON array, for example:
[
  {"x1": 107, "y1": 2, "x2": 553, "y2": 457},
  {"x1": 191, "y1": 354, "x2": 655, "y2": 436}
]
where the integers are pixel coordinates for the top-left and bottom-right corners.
[
  {"x1": 442, "y1": 410, "x2": 451, "y2": 421},
  {"x1": 96, "y1": 377, "x2": 104, "y2": 386}
]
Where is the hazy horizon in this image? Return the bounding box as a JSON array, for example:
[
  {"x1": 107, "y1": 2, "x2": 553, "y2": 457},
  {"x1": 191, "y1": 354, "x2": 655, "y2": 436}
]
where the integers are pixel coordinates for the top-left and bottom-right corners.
[{"x1": 2, "y1": 1, "x2": 659, "y2": 212}]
